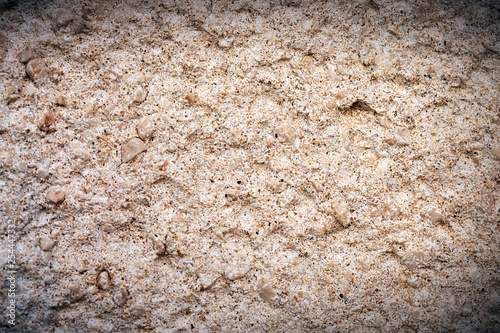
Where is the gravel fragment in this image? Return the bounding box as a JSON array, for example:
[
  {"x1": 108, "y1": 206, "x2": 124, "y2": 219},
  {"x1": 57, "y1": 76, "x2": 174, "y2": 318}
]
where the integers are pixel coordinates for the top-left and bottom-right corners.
[
  {"x1": 256, "y1": 277, "x2": 276, "y2": 300},
  {"x1": 427, "y1": 207, "x2": 443, "y2": 224},
  {"x1": 121, "y1": 138, "x2": 147, "y2": 163},
  {"x1": 150, "y1": 235, "x2": 165, "y2": 255},
  {"x1": 137, "y1": 116, "x2": 155, "y2": 140},
  {"x1": 112, "y1": 287, "x2": 129, "y2": 307},
  {"x1": 394, "y1": 127, "x2": 412, "y2": 146},
  {"x1": 133, "y1": 87, "x2": 147, "y2": 104},
  {"x1": 46, "y1": 186, "x2": 65, "y2": 204},
  {"x1": 5, "y1": 80, "x2": 22, "y2": 102},
  {"x1": 480, "y1": 188, "x2": 495, "y2": 215},
  {"x1": 97, "y1": 270, "x2": 111, "y2": 290},
  {"x1": 492, "y1": 147, "x2": 500, "y2": 161},
  {"x1": 55, "y1": 94, "x2": 67, "y2": 106},
  {"x1": 402, "y1": 251, "x2": 430, "y2": 269},
  {"x1": 218, "y1": 37, "x2": 234, "y2": 48},
  {"x1": 38, "y1": 109, "x2": 56, "y2": 132},
  {"x1": 26, "y1": 58, "x2": 51, "y2": 82},
  {"x1": 68, "y1": 283, "x2": 84, "y2": 303},
  {"x1": 39, "y1": 237, "x2": 54, "y2": 251},
  {"x1": 225, "y1": 263, "x2": 251, "y2": 281},
  {"x1": 19, "y1": 46, "x2": 37, "y2": 63},
  {"x1": 335, "y1": 202, "x2": 350, "y2": 228},
  {"x1": 185, "y1": 93, "x2": 197, "y2": 106}
]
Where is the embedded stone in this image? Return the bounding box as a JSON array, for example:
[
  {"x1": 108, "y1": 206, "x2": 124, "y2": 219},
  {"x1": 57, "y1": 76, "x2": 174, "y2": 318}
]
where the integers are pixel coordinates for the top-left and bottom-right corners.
[
  {"x1": 121, "y1": 138, "x2": 147, "y2": 163},
  {"x1": 46, "y1": 186, "x2": 65, "y2": 204},
  {"x1": 26, "y1": 58, "x2": 51, "y2": 82},
  {"x1": 137, "y1": 116, "x2": 155, "y2": 140},
  {"x1": 19, "y1": 46, "x2": 37, "y2": 63}
]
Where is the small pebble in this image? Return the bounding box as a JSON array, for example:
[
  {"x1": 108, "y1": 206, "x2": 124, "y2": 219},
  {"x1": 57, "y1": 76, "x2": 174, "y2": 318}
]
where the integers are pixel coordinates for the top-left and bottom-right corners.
[
  {"x1": 39, "y1": 237, "x2": 54, "y2": 251},
  {"x1": 112, "y1": 287, "x2": 129, "y2": 306},
  {"x1": 449, "y1": 77, "x2": 462, "y2": 88},
  {"x1": 129, "y1": 303, "x2": 147, "y2": 317},
  {"x1": 67, "y1": 282, "x2": 84, "y2": 303},
  {"x1": 492, "y1": 147, "x2": 500, "y2": 162},
  {"x1": 97, "y1": 270, "x2": 111, "y2": 290},
  {"x1": 371, "y1": 313, "x2": 386, "y2": 328},
  {"x1": 133, "y1": 87, "x2": 147, "y2": 103},
  {"x1": 121, "y1": 138, "x2": 147, "y2": 163},
  {"x1": 185, "y1": 93, "x2": 197, "y2": 106},
  {"x1": 256, "y1": 276, "x2": 276, "y2": 300},
  {"x1": 51, "y1": 8, "x2": 73, "y2": 28},
  {"x1": 480, "y1": 188, "x2": 495, "y2": 215},
  {"x1": 402, "y1": 251, "x2": 430, "y2": 269},
  {"x1": 150, "y1": 235, "x2": 165, "y2": 255},
  {"x1": 26, "y1": 58, "x2": 51, "y2": 82},
  {"x1": 394, "y1": 127, "x2": 411, "y2": 146},
  {"x1": 38, "y1": 109, "x2": 56, "y2": 132},
  {"x1": 71, "y1": 16, "x2": 88, "y2": 34},
  {"x1": 335, "y1": 203, "x2": 350, "y2": 228},
  {"x1": 46, "y1": 186, "x2": 65, "y2": 204},
  {"x1": 225, "y1": 263, "x2": 250, "y2": 281},
  {"x1": 51, "y1": 228, "x2": 61, "y2": 239},
  {"x1": 427, "y1": 207, "x2": 443, "y2": 224},
  {"x1": 6, "y1": 80, "x2": 22, "y2": 102},
  {"x1": 55, "y1": 94, "x2": 67, "y2": 106},
  {"x1": 218, "y1": 37, "x2": 234, "y2": 48},
  {"x1": 137, "y1": 116, "x2": 155, "y2": 140},
  {"x1": 19, "y1": 46, "x2": 37, "y2": 63}
]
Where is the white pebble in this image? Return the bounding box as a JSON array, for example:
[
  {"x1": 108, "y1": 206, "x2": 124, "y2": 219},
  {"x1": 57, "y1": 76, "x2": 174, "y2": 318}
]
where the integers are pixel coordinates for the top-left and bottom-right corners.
[
  {"x1": 112, "y1": 287, "x2": 129, "y2": 306},
  {"x1": 150, "y1": 235, "x2": 165, "y2": 255},
  {"x1": 51, "y1": 228, "x2": 61, "y2": 239},
  {"x1": 185, "y1": 93, "x2": 197, "y2": 106},
  {"x1": 492, "y1": 147, "x2": 500, "y2": 161},
  {"x1": 6, "y1": 80, "x2": 22, "y2": 102},
  {"x1": 402, "y1": 251, "x2": 430, "y2": 269},
  {"x1": 137, "y1": 117, "x2": 155, "y2": 140},
  {"x1": 46, "y1": 186, "x2": 65, "y2": 204},
  {"x1": 39, "y1": 237, "x2": 54, "y2": 251},
  {"x1": 133, "y1": 87, "x2": 147, "y2": 103},
  {"x1": 68, "y1": 282, "x2": 84, "y2": 303},
  {"x1": 394, "y1": 127, "x2": 412, "y2": 146},
  {"x1": 38, "y1": 109, "x2": 56, "y2": 132},
  {"x1": 97, "y1": 271, "x2": 111, "y2": 290},
  {"x1": 55, "y1": 94, "x2": 68, "y2": 106},
  {"x1": 256, "y1": 276, "x2": 276, "y2": 300},
  {"x1": 26, "y1": 58, "x2": 51, "y2": 82},
  {"x1": 218, "y1": 37, "x2": 234, "y2": 48},
  {"x1": 121, "y1": 138, "x2": 147, "y2": 163},
  {"x1": 371, "y1": 313, "x2": 386, "y2": 328},
  {"x1": 334, "y1": 202, "x2": 350, "y2": 228},
  {"x1": 70, "y1": 140, "x2": 91, "y2": 161},
  {"x1": 427, "y1": 207, "x2": 443, "y2": 224},
  {"x1": 480, "y1": 188, "x2": 495, "y2": 215},
  {"x1": 19, "y1": 46, "x2": 37, "y2": 63},
  {"x1": 225, "y1": 263, "x2": 250, "y2": 281},
  {"x1": 449, "y1": 77, "x2": 462, "y2": 88}
]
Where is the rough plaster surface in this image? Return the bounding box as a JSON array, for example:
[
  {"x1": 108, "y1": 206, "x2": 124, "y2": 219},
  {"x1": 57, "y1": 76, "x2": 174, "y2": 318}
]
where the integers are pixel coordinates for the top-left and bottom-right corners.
[{"x1": 1, "y1": 0, "x2": 500, "y2": 332}]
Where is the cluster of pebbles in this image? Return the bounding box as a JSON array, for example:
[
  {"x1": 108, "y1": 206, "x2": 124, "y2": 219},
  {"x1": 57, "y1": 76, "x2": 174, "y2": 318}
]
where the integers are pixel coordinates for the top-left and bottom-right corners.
[{"x1": 0, "y1": 0, "x2": 499, "y2": 332}]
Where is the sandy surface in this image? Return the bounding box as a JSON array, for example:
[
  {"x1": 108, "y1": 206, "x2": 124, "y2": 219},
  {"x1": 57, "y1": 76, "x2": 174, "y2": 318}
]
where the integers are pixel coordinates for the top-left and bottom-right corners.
[{"x1": 1, "y1": 0, "x2": 500, "y2": 332}]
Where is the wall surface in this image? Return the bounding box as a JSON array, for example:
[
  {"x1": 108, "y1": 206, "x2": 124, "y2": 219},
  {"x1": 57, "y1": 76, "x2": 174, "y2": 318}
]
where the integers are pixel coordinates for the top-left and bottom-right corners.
[{"x1": 0, "y1": 0, "x2": 499, "y2": 332}]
